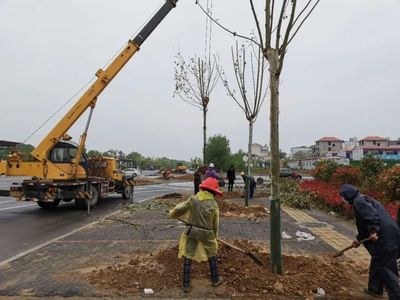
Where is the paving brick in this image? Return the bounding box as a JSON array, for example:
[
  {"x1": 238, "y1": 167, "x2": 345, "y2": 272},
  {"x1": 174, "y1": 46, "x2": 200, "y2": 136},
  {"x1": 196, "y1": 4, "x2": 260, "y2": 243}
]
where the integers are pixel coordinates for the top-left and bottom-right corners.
[{"x1": 0, "y1": 197, "x2": 360, "y2": 297}]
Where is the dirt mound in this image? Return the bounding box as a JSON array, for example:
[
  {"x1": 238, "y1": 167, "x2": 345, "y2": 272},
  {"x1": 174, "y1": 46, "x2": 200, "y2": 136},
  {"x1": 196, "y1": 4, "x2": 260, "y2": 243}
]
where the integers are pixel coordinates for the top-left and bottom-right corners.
[
  {"x1": 152, "y1": 195, "x2": 267, "y2": 219},
  {"x1": 134, "y1": 178, "x2": 161, "y2": 185},
  {"x1": 87, "y1": 242, "x2": 364, "y2": 298},
  {"x1": 157, "y1": 193, "x2": 183, "y2": 199},
  {"x1": 169, "y1": 174, "x2": 193, "y2": 181},
  {"x1": 216, "y1": 198, "x2": 268, "y2": 218},
  {"x1": 222, "y1": 191, "x2": 270, "y2": 200}
]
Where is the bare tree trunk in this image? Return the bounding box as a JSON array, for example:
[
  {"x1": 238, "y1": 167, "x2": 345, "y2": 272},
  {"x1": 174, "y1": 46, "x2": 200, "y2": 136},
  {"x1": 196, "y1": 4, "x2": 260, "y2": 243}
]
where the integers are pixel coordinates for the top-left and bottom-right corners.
[
  {"x1": 268, "y1": 49, "x2": 280, "y2": 201},
  {"x1": 203, "y1": 107, "x2": 207, "y2": 164},
  {"x1": 245, "y1": 120, "x2": 254, "y2": 207},
  {"x1": 268, "y1": 48, "x2": 282, "y2": 275}
]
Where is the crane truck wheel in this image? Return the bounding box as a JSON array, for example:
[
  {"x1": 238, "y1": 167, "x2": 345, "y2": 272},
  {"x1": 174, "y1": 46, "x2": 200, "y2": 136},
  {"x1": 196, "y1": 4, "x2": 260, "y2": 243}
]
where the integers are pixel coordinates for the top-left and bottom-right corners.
[
  {"x1": 122, "y1": 185, "x2": 133, "y2": 200},
  {"x1": 37, "y1": 199, "x2": 60, "y2": 210},
  {"x1": 74, "y1": 185, "x2": 99, "y2": 209}
]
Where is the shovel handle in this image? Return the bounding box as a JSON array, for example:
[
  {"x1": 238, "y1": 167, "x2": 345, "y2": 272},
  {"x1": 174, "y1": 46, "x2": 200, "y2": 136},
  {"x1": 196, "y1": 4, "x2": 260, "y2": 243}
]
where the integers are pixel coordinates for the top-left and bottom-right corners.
[
  {"x1": 217, "y1": 238, "x2": 246, "y2": 254},
  {"x1": 334, "y1": 237, "x2": 372, "y2": 257}
]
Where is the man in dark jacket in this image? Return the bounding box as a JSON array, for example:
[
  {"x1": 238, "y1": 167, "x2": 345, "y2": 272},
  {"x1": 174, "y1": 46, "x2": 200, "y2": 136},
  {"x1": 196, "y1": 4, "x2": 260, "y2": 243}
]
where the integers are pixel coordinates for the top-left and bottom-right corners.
[
  {"x1": 193, "y1": 167, "x2": 202, "y2": 194},
  {"x1": 339, "y1": 184, "x2": 400, "y2": 299},
  {"x1": 226, "y1": 165, "x2": 236, "y2": 192}
]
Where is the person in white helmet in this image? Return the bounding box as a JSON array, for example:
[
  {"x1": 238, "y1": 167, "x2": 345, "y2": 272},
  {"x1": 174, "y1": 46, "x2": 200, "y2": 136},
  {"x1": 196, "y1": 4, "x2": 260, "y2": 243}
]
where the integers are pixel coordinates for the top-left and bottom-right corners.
[{"x1": 204, "y1": 163, "x2": 219, "y2": 180}]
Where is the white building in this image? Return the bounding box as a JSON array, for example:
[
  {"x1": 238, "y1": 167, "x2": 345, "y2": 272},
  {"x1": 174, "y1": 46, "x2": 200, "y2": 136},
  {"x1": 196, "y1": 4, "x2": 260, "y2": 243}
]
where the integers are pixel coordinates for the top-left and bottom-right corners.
[
  {"x1": 290, "y1": 146, "x2": 312, "y2": 159},
  {"x1": 314, "y1": 137, "x2": 344, "y2": 157},
  {"x1": 359, "y1": 136, "x2": 389, "y2": 147},
  {"x1": 250, "y1": 143, "x2": 270, "y2": 167}
]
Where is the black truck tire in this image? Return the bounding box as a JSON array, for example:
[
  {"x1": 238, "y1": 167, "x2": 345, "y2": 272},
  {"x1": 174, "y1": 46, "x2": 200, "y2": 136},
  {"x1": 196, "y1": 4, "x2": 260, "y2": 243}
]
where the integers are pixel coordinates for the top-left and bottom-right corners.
[
  {"x1": 122, "y1": 185, "x2": 133, "y2": 200},
  {"x1": 37, "y1": 199, "x2": 60, "y2": 210},
  {"x1": 75, "y1": 185, "x2": 99, "y2": 209}
]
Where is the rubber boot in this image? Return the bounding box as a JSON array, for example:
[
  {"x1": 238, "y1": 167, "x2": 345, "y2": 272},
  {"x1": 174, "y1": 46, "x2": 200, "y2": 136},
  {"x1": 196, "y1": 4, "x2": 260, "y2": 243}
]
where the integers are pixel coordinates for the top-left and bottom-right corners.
[
  {"x1": 208, "y1": 256, "x2": 224, "y2": 287},
  {"x1": 182, "y1": 257, "x2": 191, "y2": 293}
]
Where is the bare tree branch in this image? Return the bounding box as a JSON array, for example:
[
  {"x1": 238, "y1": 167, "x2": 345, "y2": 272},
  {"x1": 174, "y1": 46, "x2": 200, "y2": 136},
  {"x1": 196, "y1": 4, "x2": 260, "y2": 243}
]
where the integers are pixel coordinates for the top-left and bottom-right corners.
[
  {"x1": 176, "y1": 94, "x2": 203, "y2": 109},
  {"x1": 195, "y1": 0, "x2": 261, "y2": 48},
  {"x1": 287, "y1": 0, "x2": 321, "y2": 46},
  {"x1": 275, "y1": 0, "x2": 288, "y2": 50},
  {"x1": 292, "y1": 0, "x2": 312, "y2": 27},
  {"x1": 277, "y1": 0, "x2": 297, "y2": 75},
  {"x1": 217, "y1": 66, "x2": 247, "y2": 113},
  {"x1": 250, "y1": 0, "x2": 265, "y2": 51},
  {"x1": 270, "y1": 0, "x2": 275, "y2": 41}
]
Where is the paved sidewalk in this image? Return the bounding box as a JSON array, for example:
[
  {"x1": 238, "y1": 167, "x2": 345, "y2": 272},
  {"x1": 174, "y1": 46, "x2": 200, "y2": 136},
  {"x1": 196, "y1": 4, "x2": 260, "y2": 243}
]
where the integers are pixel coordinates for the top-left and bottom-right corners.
[{"x1": 0, "y1": 195, "x2": 369, "y2": 299}]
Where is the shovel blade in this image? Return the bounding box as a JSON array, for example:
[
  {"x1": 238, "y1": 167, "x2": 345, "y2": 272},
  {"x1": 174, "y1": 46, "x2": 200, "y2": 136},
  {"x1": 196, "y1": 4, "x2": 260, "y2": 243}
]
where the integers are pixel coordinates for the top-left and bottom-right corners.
[{"x1": 247, "y1": 252, "x2": 264, "y2": 266}]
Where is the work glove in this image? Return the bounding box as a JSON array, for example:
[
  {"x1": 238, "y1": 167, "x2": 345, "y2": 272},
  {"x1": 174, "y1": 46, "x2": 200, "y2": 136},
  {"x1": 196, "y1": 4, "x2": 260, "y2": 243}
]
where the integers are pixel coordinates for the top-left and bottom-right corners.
[{"x1": 352, "y1": 240, "x2": 361, "y2": 248}]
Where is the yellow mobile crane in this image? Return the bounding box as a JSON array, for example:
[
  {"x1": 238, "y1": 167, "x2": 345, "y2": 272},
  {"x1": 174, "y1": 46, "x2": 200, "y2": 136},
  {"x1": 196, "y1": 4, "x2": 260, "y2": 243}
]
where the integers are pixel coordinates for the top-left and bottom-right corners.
[{"x1": 0, "y1": 0, "x2": 179, "y2": 209}]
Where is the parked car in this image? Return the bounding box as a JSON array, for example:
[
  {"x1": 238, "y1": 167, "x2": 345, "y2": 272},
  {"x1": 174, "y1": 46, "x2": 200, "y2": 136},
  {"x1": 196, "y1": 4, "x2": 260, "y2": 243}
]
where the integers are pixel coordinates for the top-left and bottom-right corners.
[
  {"x1": 280, "y1": 168, "x2": 302, "y2": 179},
  {"x1": 123, "y1": 168, "x2": 141, "y2": 178}
]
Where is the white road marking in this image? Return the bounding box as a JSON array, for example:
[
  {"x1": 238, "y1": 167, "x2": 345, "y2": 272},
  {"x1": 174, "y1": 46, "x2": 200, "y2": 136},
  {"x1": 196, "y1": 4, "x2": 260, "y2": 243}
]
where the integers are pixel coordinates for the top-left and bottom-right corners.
[
  {"x1": 0, "y1": 200, "x2": 16, "y2": 204},
  {"x1": 0, "y1": 204, "x2": 36, "y2": 211},
  {"x1": 0, "y1": 195, "x2": 157, "y2": 267},
  {"x1": 0, "y1": 184, "x2": 189, "y2": 266}
]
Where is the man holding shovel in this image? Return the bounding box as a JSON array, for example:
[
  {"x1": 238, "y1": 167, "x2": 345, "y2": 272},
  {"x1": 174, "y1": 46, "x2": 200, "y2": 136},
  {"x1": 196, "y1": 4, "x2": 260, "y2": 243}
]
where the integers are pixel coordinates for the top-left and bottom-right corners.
[
  {"x1": 340, "y1": 184, "x2": 400, "y2": 299},
  {"x1": 169, "y1": 177, "x2": 224, "y2": 293}
]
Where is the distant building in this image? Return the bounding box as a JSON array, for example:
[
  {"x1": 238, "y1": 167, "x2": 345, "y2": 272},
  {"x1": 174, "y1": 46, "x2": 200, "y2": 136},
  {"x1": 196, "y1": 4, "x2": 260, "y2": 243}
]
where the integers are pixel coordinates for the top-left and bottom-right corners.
[
  {"x1": 359, "y1": 136, "x2": 389, "y2": 147},
  {"x1": 251, "y1": 143, "x2": 270, "y2": 167},
  {"x1": 287, "y1": 156, "x2": 349, "y2": 170},
  {"x1": 0, "y1": 140, "x2": 19, "y2": 149},
  {"x1": 338, "y1": 137, "x2": 359, "y2": 160},
  {"x1": 314, "y1": 137, "x2": 344, "y2": 157},
  {"x1": 288, "y1": 157, "x2": 318, "y2": 170},
  {"x1": 290, "y1": 146, "x2": 312, "y2": 159},
  {"x1": 290, "y1": 135, "x2": 400, "y2": 167},
  {"x1": 352, "y1": 146, "x2": 400, "y2": 161},
  {"x1": 389, "y1": 138, "x2": 400, "y2": 146}
]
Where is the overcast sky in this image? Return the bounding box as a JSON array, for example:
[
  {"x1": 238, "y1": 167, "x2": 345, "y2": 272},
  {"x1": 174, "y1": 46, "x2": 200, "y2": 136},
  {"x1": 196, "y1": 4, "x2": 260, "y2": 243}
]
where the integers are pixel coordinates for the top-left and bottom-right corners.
[{"x1": 0, "y1": 0, "x2": 399, "y2": 161}]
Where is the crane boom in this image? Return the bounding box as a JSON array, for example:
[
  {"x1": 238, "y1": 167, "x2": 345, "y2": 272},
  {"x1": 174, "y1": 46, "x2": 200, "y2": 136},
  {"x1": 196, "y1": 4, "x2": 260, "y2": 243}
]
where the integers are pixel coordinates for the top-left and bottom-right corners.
[{"x1": 31, "y1": 0, "x2": 178, "y2": 162}]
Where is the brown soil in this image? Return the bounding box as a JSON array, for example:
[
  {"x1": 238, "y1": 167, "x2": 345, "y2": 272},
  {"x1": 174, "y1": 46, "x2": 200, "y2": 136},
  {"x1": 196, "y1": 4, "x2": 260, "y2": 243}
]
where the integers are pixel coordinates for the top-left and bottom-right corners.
[
  {"x1": 216, "y1": 198, "x2": 268, "y2": 219},
  {"x1": 134, "y1": 178, "x2": 165, "y2": 185},
  {"x1": 153, "y1": 193, "x2": 268, "y2": 219},
  {"x1": 169, "y1": 174, "x2": 194, "y2": 181},
  {"x1": 221, "y1": 191, "x2": 270, "y2": 200},
  {"x1": 157, "y1": 192, "x2": 183, "y2": 199},
  {"x1": 87, "y1": 242, "x2": 366, "y2": 298}
]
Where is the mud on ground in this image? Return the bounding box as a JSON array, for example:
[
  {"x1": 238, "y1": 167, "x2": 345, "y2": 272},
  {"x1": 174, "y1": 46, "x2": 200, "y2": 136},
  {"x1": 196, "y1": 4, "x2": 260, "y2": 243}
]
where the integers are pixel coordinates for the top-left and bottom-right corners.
[
  {"x1": 86, "y1": 241, "x2": 367, "y2": 299},
  {"x1": 152, "y1": 192, "x2": 268, "y2": 219}
]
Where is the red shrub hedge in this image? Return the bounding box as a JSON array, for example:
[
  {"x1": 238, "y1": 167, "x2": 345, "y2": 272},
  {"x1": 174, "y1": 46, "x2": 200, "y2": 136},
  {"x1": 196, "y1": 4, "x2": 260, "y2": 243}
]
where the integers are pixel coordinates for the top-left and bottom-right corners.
[{"x1": 300, "y1": 180, "x2": 398, "y2": 220}]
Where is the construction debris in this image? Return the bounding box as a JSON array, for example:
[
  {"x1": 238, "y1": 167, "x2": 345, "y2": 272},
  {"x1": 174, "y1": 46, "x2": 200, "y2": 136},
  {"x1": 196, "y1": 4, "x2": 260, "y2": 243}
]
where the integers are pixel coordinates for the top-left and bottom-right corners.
[{"x1": 295, "y1": 231, "x2": 315, "y2": 241}]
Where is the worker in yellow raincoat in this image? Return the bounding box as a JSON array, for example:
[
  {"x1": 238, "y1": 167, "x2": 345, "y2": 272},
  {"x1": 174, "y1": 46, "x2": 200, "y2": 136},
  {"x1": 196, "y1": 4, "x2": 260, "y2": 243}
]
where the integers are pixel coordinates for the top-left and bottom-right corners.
[{"x1": 169, "y1": 177, "x2": 223, "y2": 293}]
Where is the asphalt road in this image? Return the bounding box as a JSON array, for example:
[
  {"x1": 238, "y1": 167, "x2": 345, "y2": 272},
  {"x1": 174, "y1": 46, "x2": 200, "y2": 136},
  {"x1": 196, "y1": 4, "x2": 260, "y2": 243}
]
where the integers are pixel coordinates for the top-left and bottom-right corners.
[{"x1": 0, "y1": 181, "x2": 192, "y2": 263}]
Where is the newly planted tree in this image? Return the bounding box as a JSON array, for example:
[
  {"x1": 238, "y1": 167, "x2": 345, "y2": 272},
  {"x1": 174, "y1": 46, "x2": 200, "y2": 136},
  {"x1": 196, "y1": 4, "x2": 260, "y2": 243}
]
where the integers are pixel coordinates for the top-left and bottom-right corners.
[
  {"x1": 196, "y1": 0, "x2": 321, "y2": 273},
  {"x1": 218, "y1": 41, "x2": 267, "y2": 206},
  {"x1": 173, "y1": 0, "x2": 220, "y2": 164},
  {"x1": 252, "y1": 0, "x2": 321, "y2": 274}
]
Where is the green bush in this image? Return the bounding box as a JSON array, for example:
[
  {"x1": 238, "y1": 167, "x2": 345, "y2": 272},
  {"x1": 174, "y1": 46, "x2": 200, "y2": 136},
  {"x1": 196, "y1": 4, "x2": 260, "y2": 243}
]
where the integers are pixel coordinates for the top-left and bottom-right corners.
[
  {"x1": 312, "y1": 160, "x2": 339, "y2": 183},
  {"x1": 359, "y1": 156, "x2": 386, "y2": 188},
  {"x1": 376, "y1": 165, "x2": 400, "y2": 201},
  {"x1": 280, "y1": 179, "x2": 315, "y2": 209}
]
